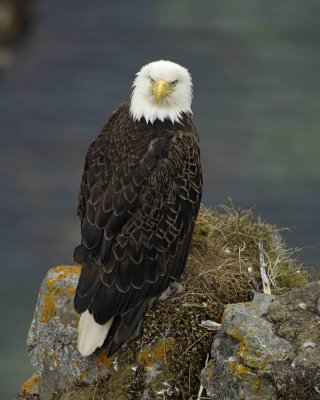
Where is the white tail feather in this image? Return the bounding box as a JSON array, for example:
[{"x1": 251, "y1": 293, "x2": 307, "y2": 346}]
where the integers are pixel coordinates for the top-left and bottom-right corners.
[{"x1": 77, "y1": 310, "x2": 113, "y2": 356}]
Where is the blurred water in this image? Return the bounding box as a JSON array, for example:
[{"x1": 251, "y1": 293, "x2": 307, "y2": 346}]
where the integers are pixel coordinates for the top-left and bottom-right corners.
[{"x1": 0, "y1": 0, "x2": 319, "y2": 397}]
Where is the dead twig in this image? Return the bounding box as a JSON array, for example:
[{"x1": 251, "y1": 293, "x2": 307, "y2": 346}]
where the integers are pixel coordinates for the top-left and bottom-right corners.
[
  {"x1": 178, "y1": 333, "x2": 208, "y2": 360},
  {"x1": 199, "y1": 320, "x2": 221, "y2": 331},
  {"x1": 258, "y1": 242, "x2": 271, "y2": 294}
]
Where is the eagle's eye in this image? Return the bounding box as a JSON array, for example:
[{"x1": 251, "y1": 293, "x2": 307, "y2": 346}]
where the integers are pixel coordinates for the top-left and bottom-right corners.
[
  {"x1": 171, "y1": 80, "x2": 178, "y2": 87},
  {"x1": 149, "y1": 77, "x2": 155, "y2": 83}
]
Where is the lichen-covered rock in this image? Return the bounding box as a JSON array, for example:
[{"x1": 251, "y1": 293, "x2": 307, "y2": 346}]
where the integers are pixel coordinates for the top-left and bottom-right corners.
[
  {"x1": 25, "y1": 265, "x2": 112, "y2": 399},
  {"x1": 20, "y1": 265, "x2": 179, "y2": 400},
  {"x1": 19, "y1": 264, "x2": 318, "y2": 399},
  {"x1": 201, "y1": 293, "x2": 282, "y2": 400},
  {"x1": 201, "y1": 283, "x2": 320, "y2": 400},
  {"x1": 267, "y1": 282, "x2": 320, "y2": 400}
]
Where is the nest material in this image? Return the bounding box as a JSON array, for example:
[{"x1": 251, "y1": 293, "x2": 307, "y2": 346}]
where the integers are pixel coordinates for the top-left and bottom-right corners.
[
  {"x1": 18, "y1": 203, "x2": 309, "y2": 400},
  {"x1": 136, "y1": 203, "x2": 309, "y2": 398}
]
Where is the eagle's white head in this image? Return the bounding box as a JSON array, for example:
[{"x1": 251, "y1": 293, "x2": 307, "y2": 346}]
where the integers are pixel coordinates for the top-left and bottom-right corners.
[{"x1": 130, "y1": 60, "x2": 193, "y2": 124}]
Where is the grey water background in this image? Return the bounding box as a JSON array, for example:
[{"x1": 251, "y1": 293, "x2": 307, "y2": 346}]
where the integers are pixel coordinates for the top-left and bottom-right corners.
[{"x1": 1, "y1": 0, "x2": 320, "y2": 397}]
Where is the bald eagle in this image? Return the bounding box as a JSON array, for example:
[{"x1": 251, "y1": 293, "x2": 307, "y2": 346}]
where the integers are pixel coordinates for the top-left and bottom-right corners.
[{"x1": 73, "y1": 60, "x2": 202, "y2": 357}]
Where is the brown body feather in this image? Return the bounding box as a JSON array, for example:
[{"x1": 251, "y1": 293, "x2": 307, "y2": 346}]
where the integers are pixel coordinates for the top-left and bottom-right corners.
[{"x1": 74, "y1": 102, "x2": 202, "y2": 355}]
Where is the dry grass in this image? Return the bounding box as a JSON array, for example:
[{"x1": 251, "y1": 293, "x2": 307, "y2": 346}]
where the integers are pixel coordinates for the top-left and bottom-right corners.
[
  {"x1": 20, "y1": 203, "x2": 309, "y2": 400},
  {"x1": 189, "y1": 202, "x2": 308, "y2": 299},
  {"x1": 138, "y1": 202, "x2": 309, "y2": 398}
]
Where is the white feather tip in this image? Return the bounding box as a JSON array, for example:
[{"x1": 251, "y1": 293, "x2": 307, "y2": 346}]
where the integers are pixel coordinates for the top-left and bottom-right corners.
[{"x1": 77, "y1": 310, "x2": 113, "y2": 356}]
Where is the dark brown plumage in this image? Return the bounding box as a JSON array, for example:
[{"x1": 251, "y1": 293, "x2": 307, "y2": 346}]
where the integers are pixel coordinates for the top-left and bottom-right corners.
[{"x1": 74, "y1": 102, "x2": 202, "y2": 355}]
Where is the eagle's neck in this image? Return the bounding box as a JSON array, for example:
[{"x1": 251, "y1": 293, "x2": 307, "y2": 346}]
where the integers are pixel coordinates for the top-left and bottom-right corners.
[{"x1": 129, "y1": 95, "x2": 192, "y2": 125}]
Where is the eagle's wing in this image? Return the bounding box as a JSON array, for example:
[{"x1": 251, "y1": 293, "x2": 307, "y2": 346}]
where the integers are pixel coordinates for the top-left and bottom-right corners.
[{"x1": 74, "y1": 109, "x2": 202, "y2": 354}]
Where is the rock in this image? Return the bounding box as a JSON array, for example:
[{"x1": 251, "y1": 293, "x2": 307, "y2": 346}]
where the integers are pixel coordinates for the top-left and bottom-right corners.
[
  {"x1": 25, "y1": 265, "x2": 112, "y2": 399},
  {"x1": 20, "y1": 265, "x2": 179, "y2": 400},
  {"x1": 21, "y1": 373, "x2": 40, "y2": 396},
  {"x1": 267, "y1": 282, "x2": 320, "y2": 400},
  {"x1": 19, "y1": 264, "x2": 320, "y2": 399},
  {"x1": 201, "y1": 293, "x2": 283, "y2": 400},
  {"x1": 201, "y1": 283, "x2": 320, "y2": 400}
]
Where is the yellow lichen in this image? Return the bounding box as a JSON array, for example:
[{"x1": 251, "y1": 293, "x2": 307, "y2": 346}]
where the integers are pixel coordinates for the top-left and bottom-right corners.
[
  {"x1": 226, "y1": 325, "x2": 267, "y2": 371},
  {"x1": 40, "y1": 265, "x2": 81, "y2": 323},
  {"x1": 228, "y1": 324, "x2": 242, "y2": 342},
  {"x1": 51, "y1": 265, "x2": 81, "y2": 276},
  {"x1": 97, "y1": 348, "x2": 112, "y2": 369},
  {"x1": 41, "y1": 283, "x2": 57, "y2": 322},
  {"x1": 66, "y1": 286, "x2": 76, "y2": 296},
  {"x1": 237, "y1": 341, "x2": 249, "y2": 362},
  {"x1": 227, "y1": 364, "x2": 264, "y2": 395},
  {"x1": 137, "y1": 337, "x2": 175, "y2": 367},
  {"x1": 238, "y1": 342, "x2": 271, "y2": 371},
  {"x1": 22, "y1": 374, "x2": 40, "y2": 394},
  {"x1": 228, "y1": 361, "x2": 253, "y2": 379},
  {"x1": 251, "y1": 379, "x2": 261, "y2": 392}
]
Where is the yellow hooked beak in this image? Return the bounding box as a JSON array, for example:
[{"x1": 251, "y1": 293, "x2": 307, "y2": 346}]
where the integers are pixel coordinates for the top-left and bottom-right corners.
[{"x1": 151, "y1": 79, "x2": 174, "y2": 102}]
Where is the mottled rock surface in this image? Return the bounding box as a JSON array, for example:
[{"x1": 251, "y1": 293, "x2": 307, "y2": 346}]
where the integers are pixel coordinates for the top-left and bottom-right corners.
[
  {"x1": 267, "y1": 282, "x2": 320, "y2": 399},
  {"x1": 20, "y1": 265, "x2": 180, "y2": 400},
  {"x1": 201, "y1": 283, "x2": 320, "y2": 400},
  {"x1": 18, "y1": 265, "x2": 320, "y2": 399},
  {"x1": 25, "y1": 265, "x2": 111, "y2": 399}
]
